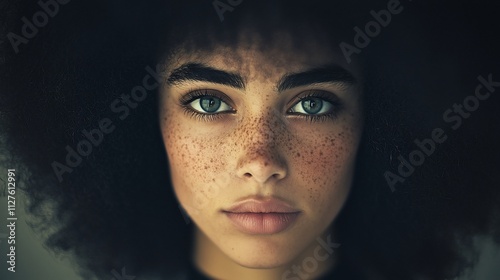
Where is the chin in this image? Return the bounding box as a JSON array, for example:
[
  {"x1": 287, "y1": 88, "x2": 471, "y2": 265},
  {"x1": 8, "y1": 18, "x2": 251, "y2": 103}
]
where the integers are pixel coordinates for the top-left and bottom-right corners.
[
  {"x1": 232, "y1": 255, "x2": 290, "y2": 269},
  {"x1": 222, "y1": 238, "x2": 299, "y2": 269}
]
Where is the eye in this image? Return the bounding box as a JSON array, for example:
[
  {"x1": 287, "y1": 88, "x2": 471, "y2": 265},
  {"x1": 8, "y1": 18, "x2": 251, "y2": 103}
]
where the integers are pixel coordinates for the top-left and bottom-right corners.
[
  {"x1": 289, "y1": 97, "x2": 333, "y2": 115},
  {"x1": 187, "y1": 95, "x2": 233, "y2": 114}
]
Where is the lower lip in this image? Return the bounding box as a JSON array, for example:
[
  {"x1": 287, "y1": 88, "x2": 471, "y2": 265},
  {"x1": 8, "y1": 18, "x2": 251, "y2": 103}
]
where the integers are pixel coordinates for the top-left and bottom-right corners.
[{"x1": 224, "y1": 212, "x2": 301, "y2": 234}]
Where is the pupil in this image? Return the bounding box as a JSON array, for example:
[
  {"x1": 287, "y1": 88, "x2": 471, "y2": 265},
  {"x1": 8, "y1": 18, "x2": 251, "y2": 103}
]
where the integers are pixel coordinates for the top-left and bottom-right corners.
[
  {"x1": 303, "y1": 98, "x2": 323, "y2": 114},
  {"x1": 200, "y1": 97, "x2": 221, "y2": 113}
]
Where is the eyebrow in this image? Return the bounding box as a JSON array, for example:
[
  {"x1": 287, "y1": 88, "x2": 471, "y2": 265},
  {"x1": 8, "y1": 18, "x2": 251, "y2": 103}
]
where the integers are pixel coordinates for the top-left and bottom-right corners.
[
  {"x1": 166, "y1": 63, "x2": 357, "y2": 92},
  {"x1": 167, "y1": 63, "x2": 245, "y2": 89},
  {"x1": 277, "y1": 65, "x2": 357, "y2": 92}
]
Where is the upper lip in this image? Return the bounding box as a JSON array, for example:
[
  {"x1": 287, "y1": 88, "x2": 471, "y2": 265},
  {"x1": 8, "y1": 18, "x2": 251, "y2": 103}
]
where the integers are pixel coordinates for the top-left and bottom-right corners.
[{"x1": 223, "y1": 197, "x2": 301, "y2": 213}]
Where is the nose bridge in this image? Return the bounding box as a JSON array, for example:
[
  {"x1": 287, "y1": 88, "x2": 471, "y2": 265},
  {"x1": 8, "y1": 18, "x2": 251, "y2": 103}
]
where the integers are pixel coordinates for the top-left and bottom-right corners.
[
  {"x1": 234, "y1": 106, "x2": 288, "y2": 184},
  {"x1": 241, "y1": 107, "x2": 283, "y2": 151}
]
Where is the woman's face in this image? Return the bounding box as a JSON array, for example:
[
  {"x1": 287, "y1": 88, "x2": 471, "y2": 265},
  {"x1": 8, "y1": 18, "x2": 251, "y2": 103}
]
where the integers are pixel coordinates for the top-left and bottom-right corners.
[{"x1": 160, "y1": 32, "x2": 363, "y2": 268}]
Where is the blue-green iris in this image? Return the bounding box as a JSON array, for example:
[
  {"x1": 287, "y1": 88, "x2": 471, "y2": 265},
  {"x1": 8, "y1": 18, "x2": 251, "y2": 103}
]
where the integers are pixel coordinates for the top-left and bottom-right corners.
[
  {"x1": 301, "y1": 98, "x2": 323, "y2": 114},
  {"x1": 200, "y1": 97, "x2": 221, "y2": 113}
]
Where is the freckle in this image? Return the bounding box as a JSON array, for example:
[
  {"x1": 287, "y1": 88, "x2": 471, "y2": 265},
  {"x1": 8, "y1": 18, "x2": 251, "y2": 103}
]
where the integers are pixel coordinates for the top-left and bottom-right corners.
[{"x1": 297, "y1": 152, "x2": 300, "y2": 157}]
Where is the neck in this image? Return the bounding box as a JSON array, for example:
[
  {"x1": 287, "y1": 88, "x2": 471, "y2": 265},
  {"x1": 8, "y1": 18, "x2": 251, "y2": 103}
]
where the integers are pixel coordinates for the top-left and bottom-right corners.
[{"x1": 193, "y1": 227, "x2": 337, "y2": 280}]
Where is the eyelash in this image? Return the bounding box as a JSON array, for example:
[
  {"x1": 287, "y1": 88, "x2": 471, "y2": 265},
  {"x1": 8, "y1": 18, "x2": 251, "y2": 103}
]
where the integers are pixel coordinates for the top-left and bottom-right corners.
[
  {"x1": 180, "y1": 89, "x2": 233, "y2": 122},
  {"x1": 179, "y1": 89, "x2": 343, "y2": 122},
  {"x1": 292, "y1": 91, "x2": 343, "y2": 122}
]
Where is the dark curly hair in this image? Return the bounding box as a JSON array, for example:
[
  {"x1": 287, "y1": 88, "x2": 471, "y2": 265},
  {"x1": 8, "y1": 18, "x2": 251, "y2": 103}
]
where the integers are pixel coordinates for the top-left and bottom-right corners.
[{"x1": 1, "y1": 0, "x2": 499, "y2": 279}]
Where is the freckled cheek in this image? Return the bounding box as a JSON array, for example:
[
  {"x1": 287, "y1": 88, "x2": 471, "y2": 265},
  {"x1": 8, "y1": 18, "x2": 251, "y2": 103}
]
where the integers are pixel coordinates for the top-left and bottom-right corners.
[
  {"x1": 292, "y1": 135, "x2": 358, "y2": 215},
  {"x1": 162, "y1": 124, "x2": 226, "y2": 202},
  {"x1": 297, "y1": 148, "x2": 341, "y2": 188}
]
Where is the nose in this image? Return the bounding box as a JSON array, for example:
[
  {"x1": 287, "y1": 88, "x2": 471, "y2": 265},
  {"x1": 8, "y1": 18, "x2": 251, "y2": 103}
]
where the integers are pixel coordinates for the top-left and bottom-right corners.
[
  {"x1": 236, "y1": 148, "x2": 288, "y2": 184},
  {"x1": 235, "y1": 113, "x2": 288, "y2": 185}
]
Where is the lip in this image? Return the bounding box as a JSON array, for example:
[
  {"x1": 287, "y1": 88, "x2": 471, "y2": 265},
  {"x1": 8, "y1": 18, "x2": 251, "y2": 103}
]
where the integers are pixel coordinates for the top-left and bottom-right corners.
[{"x1": 222, "y1": 197, "x2": 302, "y2": 234}]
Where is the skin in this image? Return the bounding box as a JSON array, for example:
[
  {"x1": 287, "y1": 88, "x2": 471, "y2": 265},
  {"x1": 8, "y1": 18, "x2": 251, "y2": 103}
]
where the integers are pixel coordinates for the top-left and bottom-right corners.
[{"x1": 159, "y1": 31, "x2": 363, "y2": 280}]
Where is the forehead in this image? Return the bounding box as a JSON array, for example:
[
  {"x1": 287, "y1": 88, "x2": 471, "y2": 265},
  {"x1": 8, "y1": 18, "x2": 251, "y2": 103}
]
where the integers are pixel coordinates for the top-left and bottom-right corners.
[{"x1": 164, "y1": 31, "x2": 362, "y2": 82}]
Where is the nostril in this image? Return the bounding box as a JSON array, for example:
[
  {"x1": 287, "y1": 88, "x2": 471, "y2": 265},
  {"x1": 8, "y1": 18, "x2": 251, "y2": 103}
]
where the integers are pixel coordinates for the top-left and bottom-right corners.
[
  {"x1": 272, "y1": 173, "x2": 284, "y2": 180},
  {"x1": 244, "y1": 173, "x2": 252, "y2": 178}
]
